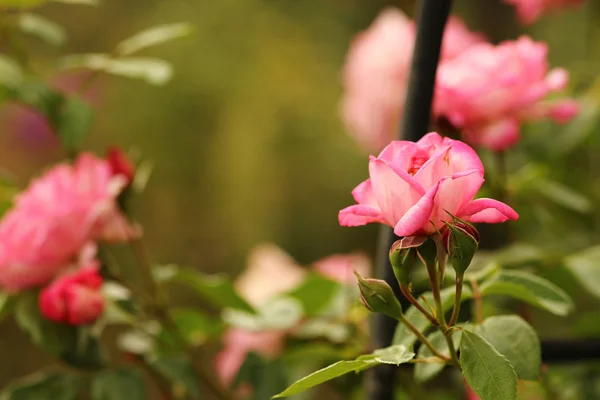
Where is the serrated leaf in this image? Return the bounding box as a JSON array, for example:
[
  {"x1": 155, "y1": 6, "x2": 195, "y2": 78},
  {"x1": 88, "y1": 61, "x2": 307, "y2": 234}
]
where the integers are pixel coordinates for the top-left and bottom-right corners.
[
  {"x1": 414, "y1": 330, "x2": 461, "y2": 383},
  {"x1": 478, "y1": 316, "x2": 541, "y2": 380},
  {"x1": 392, "y1": 286, "x2": 472, "y2": 350},
  {"x1": 60, "y1": 54, "x2": 173, "y2": 85},
  {"x1": 0, "y1": 55, "x2": 23, "y2": 88},
  {"x1": 564, "y1": 245, "x2": 600, "y2": 298},
  {"x1": 115, "y1": 22, "x2": 193, "y2": 56},
  {"x1": 18, "y1": 13, "x2": 66, "y2": 46},
  {"x1": 1, "y1": 371, "x2": 81, "y2": 400},
  {"x1": 479, "y1": 270, "x2": 573, "y2": 316},
  {"x1": 272, "y1": 360, "x2": 374, "y2": 398},
  {"x1": 170, "y1": 268, "x2": 254, "y2": 313},
  {"x1": 460, "y1": 330, "x2": 518, "y2": 400},
  {"x1": 91, "y1": 368, "x2": 145, "y2": 400},
  {"x1": 273, "y1": 345, "x2": 414, "y2": 398}
]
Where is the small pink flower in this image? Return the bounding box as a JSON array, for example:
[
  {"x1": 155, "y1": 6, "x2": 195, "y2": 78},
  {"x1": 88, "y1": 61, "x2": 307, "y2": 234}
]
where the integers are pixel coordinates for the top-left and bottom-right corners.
[
  {"x1": 39, "y1": 264, "x2": 105, "y2": 325},
  {"x1": 504, "y1": 0, "x2": 583, "y2": 24},
  {"x1": 0, "y1": 153, "x2": 139, "y2": 292},
  {"x1": 339, "y1": 132, "x2": 518, "y2": 237},
  {"x1": 340, "y1": 8, "x2": 484, "y2": 152},
  {"x1": 435, "y1": 36, "x2": 578, "y2": 151}
]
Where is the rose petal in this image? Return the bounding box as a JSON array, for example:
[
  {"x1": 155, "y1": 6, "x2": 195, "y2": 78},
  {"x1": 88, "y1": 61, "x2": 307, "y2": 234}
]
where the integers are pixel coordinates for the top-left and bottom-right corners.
[
  {"x1": 338, "y1": 204, "x2": 384, "y2": 227},
  {"x1": 394, "y1": 181, "x2": 441, "y2": 237},
  {"x1": 458, "y1": 198, "x2": 519, "y2": 223}
]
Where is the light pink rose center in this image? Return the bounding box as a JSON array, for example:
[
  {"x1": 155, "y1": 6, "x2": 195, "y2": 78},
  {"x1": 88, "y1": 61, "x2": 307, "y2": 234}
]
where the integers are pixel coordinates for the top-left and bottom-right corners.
[{"x1": 407, "y1": 154, "x2": 429, "y2": 176}]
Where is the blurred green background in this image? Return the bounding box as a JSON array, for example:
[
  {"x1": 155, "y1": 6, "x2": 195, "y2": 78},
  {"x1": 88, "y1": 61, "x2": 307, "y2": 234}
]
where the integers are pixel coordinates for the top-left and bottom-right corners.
[{"x1": 2, "y1": 0, "x2": 600, "y2": 394}]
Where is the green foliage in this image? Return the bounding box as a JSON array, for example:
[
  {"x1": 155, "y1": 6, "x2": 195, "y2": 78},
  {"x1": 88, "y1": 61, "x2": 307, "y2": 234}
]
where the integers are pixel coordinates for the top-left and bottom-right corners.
[
  {"x1": 564, "y1": 245, "x2": 600, "y2": 298},
  {"x1": 170, "y1": 307, "x2": 224, "y2": 345},
  {"x1": 273, "y1": 345, "x2": 414, "y2": 398},
  {"x1": 150, "y1": 355, "x2": 201, "y2": 399},
  {"x1": 18, "y1": 13, "x2": 67, "y2": 47},
  {"x1": 478, "y1": 316, "x2": 541, "y2": 381},
  {"x1": 284, "y1": 272, "x2": 342, "y2": 316},
  {"x1": 0, "y1": 371, "x2": 81, "y2": 400},
  {"x1": 479, "y1": 269, "x2": 574, "y2": 316},
  {"x1": 460, "y1": 330, "x2": 518, "y2": 400},
  {"x1": 414, "y1": 330, "x2": 461, "y2": 383},
  {"x1": 0, "y1": 55, "x2": 23, "y2": 88},
  {"x1": 236, "y1": 353, "x2": 288, "y2": 400},
  {"x1": 91, "y1": 368, "x2": 146, "y2": 400},
  {"x1": 164, "y1": 266, "x2": 255, "y2": 313},
  {"x1": 115, "y1": 23, "x2": 194, "y2": 56},
  {"x1": 223, "y1": 296, "x2": 303, "y2": 331}
]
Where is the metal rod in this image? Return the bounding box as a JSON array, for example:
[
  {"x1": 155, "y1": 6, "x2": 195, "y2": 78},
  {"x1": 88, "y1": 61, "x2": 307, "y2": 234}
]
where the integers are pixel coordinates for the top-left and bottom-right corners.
[{"x1": 368, "y1": 1, "x2": 453, "y2": 399}]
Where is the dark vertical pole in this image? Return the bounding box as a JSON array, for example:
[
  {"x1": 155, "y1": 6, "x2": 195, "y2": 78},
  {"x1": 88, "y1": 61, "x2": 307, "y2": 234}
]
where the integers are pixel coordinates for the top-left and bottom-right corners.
[{"x1": 367, "y1": 1, "x2": 452, "y2": 399}]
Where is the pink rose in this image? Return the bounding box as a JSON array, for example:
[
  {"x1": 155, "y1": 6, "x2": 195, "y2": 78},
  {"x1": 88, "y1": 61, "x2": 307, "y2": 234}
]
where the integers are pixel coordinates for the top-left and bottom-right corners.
[
  {"x1": 504, "y1": 0, "x2": 584, "y2": 24},
  {"x1": 340, "y1": 8, "x2": 484, "y2": 152},
  {"x1": 0, "y1": 153, "x2": 139, "y2": 292},
  {"x1": 39, "y1": 265, "x2": 105, "y2": 325},
  {"x1": 338, "y1": 132, "x2": 518, "y2": 237},
  {"x1": 435, "y1": 36, "x2": 578, "y2": 151}
]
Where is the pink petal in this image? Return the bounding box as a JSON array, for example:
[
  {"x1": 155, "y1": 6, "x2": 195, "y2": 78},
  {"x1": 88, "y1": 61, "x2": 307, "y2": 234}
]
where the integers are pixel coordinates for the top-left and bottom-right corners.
[
  {"x1": 417, "y1": 132, "x2": 444, "y2": 147},
  {"x1": 546, "y1": 99, "x2": 579, "y2": 124},
  {"x1": 394, "y1": 181, "x2": 440, "y2": 237},
  {"x1": 458, "y1": 198, "x2": 519, "y2": 223},
  {"x1": 466, "y1": 118, "x2": 520, "y2": 152},
  {"x1": 338, "y1": 205, "x2": 384, "y2": 227},
  {"x1": 545, "y1": 68, "x2": 569, "y2": 91},
  {"x1": 369, "y1": 157, "x2": 424, "y2": 225},
  {"x1": 351, "y1": 179, "x2": 377, "y2": 206},
  {"x1": 428, "y1": 170, "x2": 485, "y2": 230}
]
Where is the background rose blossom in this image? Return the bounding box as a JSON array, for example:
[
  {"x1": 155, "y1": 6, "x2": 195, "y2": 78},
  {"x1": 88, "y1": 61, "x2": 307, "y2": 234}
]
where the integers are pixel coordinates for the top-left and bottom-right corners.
[
  {"x1": 339, "y1": 132, "x2": 518, "y2": 236},
  {"x1": 504, "y1": 0, "x2": 584, "y2": 24},
  {"x1": 340, "y1": 8, "x2": 484, "y2": 152},
  {"x1": 38, "y1": 264, "x2": 105, "y2": 325},
  {"x1": 434, "y1": 36, "x2": 578, "y2": 151},
  {"x1": 0, "y1": 153, "x2": 137, "y2": 291}
]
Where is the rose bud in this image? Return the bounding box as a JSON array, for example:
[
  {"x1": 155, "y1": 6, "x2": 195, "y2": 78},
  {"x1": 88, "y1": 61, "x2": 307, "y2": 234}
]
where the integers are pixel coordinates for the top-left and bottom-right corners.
[{"x1": 354, "y1": 271, "x2": 403, "y2": 320}]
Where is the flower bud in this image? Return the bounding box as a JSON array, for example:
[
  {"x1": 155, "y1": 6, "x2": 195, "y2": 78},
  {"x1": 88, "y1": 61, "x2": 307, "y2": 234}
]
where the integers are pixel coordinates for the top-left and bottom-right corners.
[
  {"x1": 39, "y1": 265, "x2": 105, "y2": 325},
  {"x1": 354, "y1": 271, "x2": 403, "y2": 320},
  {"x1": 443, "y1": 221, "x2": 479, "y2": 276},
  {"x1": 389, "y1": 236, "x2": 426, "y2": 286},
  {"x1": 106, "y1": 146, "x2": 135, "y2": 187}
]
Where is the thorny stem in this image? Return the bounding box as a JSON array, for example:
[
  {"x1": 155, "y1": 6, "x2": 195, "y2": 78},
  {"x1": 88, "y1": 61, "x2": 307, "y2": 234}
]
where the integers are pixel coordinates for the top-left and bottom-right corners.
[
  {"x1": 470, "y1": 278, "x2": 484, "y2": 324},
  {"x1": 399, "y1": 284, "x2": 438, "y2": 326}
]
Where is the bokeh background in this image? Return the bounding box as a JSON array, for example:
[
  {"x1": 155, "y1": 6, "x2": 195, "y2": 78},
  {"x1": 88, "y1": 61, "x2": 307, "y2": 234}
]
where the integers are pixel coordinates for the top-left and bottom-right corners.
[{"x1": 2, "y1": 0, "x2": 600, "y2": 394}]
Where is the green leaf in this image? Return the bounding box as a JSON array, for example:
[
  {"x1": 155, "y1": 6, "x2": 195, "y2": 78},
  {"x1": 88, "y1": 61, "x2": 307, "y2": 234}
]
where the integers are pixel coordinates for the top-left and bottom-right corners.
[
  {"x1": 273, "y1": 345, "x2": 414, "y2": 398},
  {"x1": 0, "y1": 0, "x2": 47, "y2": 7},
  {"x1": 0, "y1": 55, "x2": 23, "y2": 88},
  {"x1": 392, "y1": 286, "x2": 472, "y2": 350},
  {"x1": 60, "y1": 54, "x2": 173, "y2": 85},
  {"x1": 150, "y1": 355, "x2": 201, "y2": 399},
  {"x1": 284, "y1": 273, "x2": 341, "y2": 316},
  {"x1": 14, "y1": 294, "x2": 105, "y2": 368},
  {"x1": 170, "y1": 308, "x2": 224, "y2": 345},
  {"x1": 478, "y1": 316, "x2": 541, "y2": 380},
  {"x1": 564, "y1": 245, "x2": 600, "y2": 298},
  {"x1": 115, "y1": 22, "x2": 193, "y2": 56},
  {"x1": 55, "y1": 96, "x2": 95, "y2": 150},
  {"x1": 1, "y1": 371, "x2": 81, "y2": 400},
  {"x1": 460, "y1": 330, "x2": 518, "y2": 400},
  {"x1": 18, "y1": 13, "x2": 66, "y2": 47},
  {"x1": 0, "y1": 291, "x2": 13, "y2": 323},
  {"x1": 222, "y1": 296, "x2": 303, "y2": 331},
  {"x1": 414, "y1": 330, "x2": 461, "y2": 383},
  {"x1": 235, "y1": 353, "x2": 288, "y2": 400},
  {"x1": 91, "y1": 368, "x2": 146, "y2": 400},
  {"x1": 169, "y1": 267, "x2": 255, "y2": 313},
  {"x1": 479, "y1": 270, "x2": 573, "y2": 316},
  {"x1": 535, "y1": 179, "x2": 592, "y2": 214}
]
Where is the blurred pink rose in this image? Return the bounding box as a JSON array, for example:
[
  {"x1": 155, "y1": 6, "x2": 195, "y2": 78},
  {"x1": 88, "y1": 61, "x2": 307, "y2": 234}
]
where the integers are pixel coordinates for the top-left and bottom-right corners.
[
  {"x1": 340, "y1": 8, "x2": 484, "y2": 152},
  {"x1": 313, "y1": 252, "x2": 370, "y2": 283},
  {"x1": 504, "y1": 0, "x2": 584, "y2": 24},
  {"x1": 39, "y1": 264, "x2": 104, "y2": 325},
  {"x1": 339, "y1": 132, "x2": 518, "y2": 237},
  {"x1": 0, "y1": 153, "x2": 139, "y2": 292},
  {"x1": 435, "y1": 36, "x2": 578, "y2": 151}
]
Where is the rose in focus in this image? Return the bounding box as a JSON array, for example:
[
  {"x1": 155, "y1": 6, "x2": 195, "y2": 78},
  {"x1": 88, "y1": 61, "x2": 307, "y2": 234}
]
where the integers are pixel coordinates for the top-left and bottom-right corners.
[
  {"x1": 340, "y1": 8, "x2": 484, "y2": 152},
  {"x1": 39, "y1": 265, "x2": 105, "y2": 325},
  {"x1": 504, "y1": 0, "x2": 584, "y2": 24},
  {"x1": 339, "y1": 132, "x2": 518, "y2": 237},
  {"x1": 435, "y1": 36, "x2": 578, "y2": 151},
  {"x1": 0, "y1": 152, "x2": 139, "y2": 292}
]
